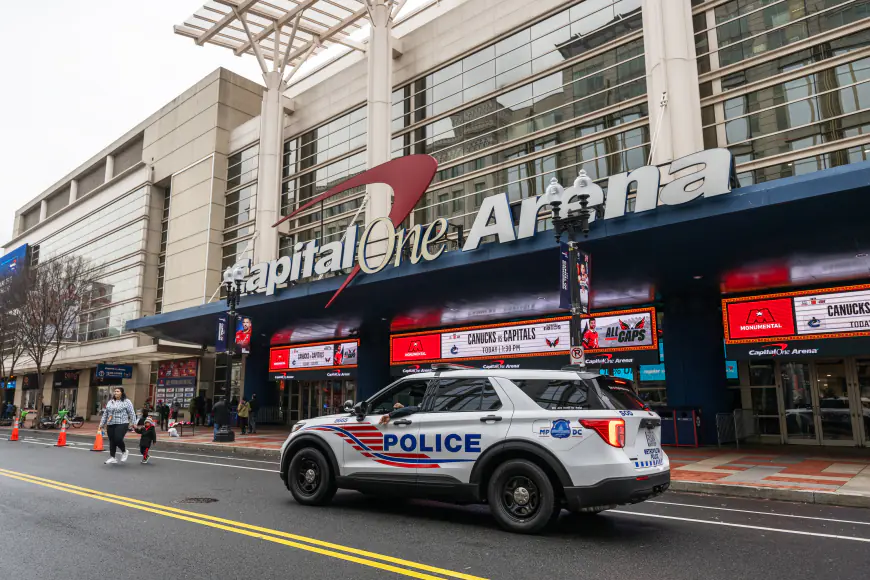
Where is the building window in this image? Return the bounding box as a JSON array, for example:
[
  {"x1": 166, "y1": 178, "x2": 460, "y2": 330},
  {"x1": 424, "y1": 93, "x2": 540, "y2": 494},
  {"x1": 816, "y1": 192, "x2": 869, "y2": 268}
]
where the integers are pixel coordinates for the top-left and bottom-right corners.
[
  {"x1": 695, "y1": 0, "x2": 870, "y2": 183},
  {"x1": 155, "y1": 188, "x2": 170, "y2": 314}
]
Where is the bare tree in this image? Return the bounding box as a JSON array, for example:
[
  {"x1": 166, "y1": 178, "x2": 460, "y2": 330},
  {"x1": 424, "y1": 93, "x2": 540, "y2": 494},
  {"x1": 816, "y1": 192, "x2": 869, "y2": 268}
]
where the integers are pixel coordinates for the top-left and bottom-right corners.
[{"x1": 14, "y1": 255, "x2": 98, "y2": 420}]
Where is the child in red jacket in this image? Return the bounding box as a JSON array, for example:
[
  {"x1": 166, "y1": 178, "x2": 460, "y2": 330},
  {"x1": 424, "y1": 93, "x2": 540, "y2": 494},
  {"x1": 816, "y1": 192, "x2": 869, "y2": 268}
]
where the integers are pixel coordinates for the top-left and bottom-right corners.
[{"x1": 134, "y1": 417, "x2": 157, "y2": 464}]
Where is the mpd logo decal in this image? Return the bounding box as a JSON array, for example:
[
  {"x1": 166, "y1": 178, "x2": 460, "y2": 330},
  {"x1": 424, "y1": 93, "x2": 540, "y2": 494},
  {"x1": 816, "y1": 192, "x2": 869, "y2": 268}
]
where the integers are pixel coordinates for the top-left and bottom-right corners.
[
  {"x1": 303, "y1": 423, "x2": 478, "y2": 468},
  {"x1": 551, "y1": 419, "x2": 571, "y2": 439}
]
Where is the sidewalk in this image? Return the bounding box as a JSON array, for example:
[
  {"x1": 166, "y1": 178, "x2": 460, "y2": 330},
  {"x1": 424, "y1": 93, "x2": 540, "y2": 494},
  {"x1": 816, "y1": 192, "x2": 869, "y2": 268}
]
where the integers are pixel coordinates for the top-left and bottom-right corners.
[
  {"x1": 668, "y1": 446, "x2": 870, "y2": 507},
  {"x1": 1, "y1": 420, "x2": 290, "y2": 458}
]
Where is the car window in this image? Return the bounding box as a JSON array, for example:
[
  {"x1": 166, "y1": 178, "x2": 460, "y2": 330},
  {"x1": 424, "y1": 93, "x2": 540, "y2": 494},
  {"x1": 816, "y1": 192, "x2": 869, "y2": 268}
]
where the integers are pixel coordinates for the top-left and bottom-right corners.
[
  {"x1": 510, "y1": 379, "x2": 602, "y2": 411},
  {"x1": 429, "y1": 378, "x2": 501, "y2": 412},
  {"x1": 481, "y1": 383, "x2": 502, "y2": 411},
  {"x1": 595, "y1": 377, "x2": 646, "y2": 410},
  {"x1": 368, "y1": 380, "x2": 429, "y2": 414}
]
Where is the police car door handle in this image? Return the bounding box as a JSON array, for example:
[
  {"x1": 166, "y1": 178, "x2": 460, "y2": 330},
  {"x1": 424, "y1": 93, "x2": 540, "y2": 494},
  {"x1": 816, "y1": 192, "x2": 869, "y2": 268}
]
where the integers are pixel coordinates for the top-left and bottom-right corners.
[
  {"x1": 393, "y1": 419, "x2": 413, "y2": 426},
  {"x1": 480, "y1": 415, "x2": 502, "y2": 422}
]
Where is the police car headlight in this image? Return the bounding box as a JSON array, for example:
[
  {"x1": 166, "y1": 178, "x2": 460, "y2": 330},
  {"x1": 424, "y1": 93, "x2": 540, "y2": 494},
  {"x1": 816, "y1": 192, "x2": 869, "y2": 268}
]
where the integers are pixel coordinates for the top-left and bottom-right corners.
[{"x1": 291, "y1": 422, "x2": 306, "y2": 433}]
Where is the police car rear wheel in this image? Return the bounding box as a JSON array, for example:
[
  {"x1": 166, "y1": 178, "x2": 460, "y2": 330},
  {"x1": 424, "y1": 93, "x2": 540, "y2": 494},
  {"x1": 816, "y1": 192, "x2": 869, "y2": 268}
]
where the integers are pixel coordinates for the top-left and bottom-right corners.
[
  {"x1": 488, "y1": 459, "x2": 558, "y2": 534},
  {"x1": 288, "y1": 448, "x2": 336, "y2": 506}
]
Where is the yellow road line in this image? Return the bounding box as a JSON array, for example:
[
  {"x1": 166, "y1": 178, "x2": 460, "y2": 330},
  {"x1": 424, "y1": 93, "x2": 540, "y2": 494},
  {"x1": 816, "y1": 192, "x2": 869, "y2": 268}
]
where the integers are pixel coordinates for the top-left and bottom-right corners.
[{"x1": 0, "y1": 469, "x2": 487, "y2": 580}]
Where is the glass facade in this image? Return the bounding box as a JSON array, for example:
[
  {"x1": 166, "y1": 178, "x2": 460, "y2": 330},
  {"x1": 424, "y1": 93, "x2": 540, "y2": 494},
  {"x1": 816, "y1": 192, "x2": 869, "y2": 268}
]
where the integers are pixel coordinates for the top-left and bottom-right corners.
[
  {"x1": 406, "y1": 0, "x2": 646, "y2": 238},
  {"x1": 695, "y1": 0, "x2": 870, "y2": 185},
  {"x1": 155, "y1": 188, "x2": 170, "y2": 314},
  {"x1": 222, "y1": 145, "x2": 259, "y2": 275},
  {"x1": 276, "y1": 0, "x2": 646, "y2": 259},
  {"x1": 30, "y1": 186, "x2": 149, "y2": 341}
]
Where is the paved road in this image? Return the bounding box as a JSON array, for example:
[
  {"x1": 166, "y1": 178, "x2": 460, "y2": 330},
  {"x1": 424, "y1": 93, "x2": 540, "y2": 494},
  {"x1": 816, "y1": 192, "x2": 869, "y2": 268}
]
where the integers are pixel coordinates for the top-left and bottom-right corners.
[{"x1": 2, "y1": 433, "x2": 870, "y2": 580}]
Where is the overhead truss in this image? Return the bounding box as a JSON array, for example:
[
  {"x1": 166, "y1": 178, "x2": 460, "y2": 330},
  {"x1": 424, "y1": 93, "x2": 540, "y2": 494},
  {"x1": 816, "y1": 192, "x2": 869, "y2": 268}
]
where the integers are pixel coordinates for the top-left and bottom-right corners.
[{"x1": 174, "y1": 0, "x2": 420, "y2": 83}]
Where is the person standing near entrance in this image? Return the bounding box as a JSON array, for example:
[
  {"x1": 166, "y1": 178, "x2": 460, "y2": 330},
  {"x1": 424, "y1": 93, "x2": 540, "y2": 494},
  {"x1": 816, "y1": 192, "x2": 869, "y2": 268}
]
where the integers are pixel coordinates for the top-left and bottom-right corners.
[
  {"x1": 98, "y1": 387, "x2": 136, "y2": 465},
  {"x1": 237, "y1": 398, "x2": 250, "y2": 435},
  {"x1": 187, "y1": 396, "x2": 198, "y2": 425},
  {"x1": 212, "y1": 398, "x2": 229, "y2": 441},
  {"x1": 248, "y1": 394, "x2": 258, "y2": 434},
  {"x1": 157, "y1": 400, "x2": 169, "y2": 431}
]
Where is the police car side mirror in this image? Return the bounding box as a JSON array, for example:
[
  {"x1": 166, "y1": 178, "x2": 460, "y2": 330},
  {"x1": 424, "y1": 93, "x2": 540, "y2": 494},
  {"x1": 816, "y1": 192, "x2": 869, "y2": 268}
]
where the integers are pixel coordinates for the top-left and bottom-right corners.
[{"x1": 352, "y1": 401, "x2": 367, "y2": 418}]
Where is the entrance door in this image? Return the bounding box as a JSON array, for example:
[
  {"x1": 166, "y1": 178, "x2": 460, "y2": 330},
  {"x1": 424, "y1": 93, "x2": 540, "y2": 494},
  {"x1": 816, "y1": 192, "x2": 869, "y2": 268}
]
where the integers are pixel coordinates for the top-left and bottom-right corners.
[
  {"x1": 780, "y1": 361, "x2": 817, "y2": 443},
  {"x1": 814, "y1": 360, "x2": 855, "y2": 445},
  {"x1": 849, "y1": 359, "x2": 870, "y2": 446},
  {"x1": 780, "y1": 359, "x2": 861, "y2": 446}
]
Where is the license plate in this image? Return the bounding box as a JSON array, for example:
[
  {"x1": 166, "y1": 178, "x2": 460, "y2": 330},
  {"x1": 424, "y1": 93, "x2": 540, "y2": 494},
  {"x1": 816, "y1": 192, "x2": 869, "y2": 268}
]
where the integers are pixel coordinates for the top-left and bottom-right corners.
[{"x1": 645, "y1": 428, "x2": 657, "y2": 447}]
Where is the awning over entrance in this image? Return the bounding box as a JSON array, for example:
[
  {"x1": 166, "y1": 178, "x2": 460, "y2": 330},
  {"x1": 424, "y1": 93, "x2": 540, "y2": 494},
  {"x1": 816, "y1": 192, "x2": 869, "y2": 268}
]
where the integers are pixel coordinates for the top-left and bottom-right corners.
[{"x1": 127, "y1": 160, "x2": 870, "y2": 346}]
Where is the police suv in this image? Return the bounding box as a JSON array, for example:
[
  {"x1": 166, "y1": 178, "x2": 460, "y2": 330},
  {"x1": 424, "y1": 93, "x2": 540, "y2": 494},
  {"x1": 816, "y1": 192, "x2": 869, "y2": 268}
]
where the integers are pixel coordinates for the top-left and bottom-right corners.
[{"x1": 279, "y1": 366, "x2": 670, "y2": 534}]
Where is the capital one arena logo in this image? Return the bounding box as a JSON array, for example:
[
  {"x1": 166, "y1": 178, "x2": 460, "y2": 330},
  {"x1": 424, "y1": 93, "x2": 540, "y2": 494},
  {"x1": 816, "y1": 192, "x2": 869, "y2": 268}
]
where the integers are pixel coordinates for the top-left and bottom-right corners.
[{"x1": 243, "y1": 149, "x2": 735, "y2": 307}]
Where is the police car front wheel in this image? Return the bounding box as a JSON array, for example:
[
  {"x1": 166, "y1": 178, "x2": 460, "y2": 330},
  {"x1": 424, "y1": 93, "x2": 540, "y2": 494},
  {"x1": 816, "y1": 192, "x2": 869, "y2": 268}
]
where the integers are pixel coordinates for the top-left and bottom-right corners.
[
  {"x1": 288, "y1": 447, "x2": 337, "y2": 506},
  {"x1": 488, "y1": 459, "x2": 560, "y2": 534}
]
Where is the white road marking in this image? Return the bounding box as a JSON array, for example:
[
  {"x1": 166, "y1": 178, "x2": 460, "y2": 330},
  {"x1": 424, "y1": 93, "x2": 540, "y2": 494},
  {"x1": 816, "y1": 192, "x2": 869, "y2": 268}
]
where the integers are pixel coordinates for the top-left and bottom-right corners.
[
  {"x1": 610, "y1": 510, "x2": 870, "y2": 542},
  {"x1": 648, "y1": 500, "x2": 870, "y2": 526},
  {"x1": 143, "y1": 448, "x2": 279, "y2": 464},
  {"x1": 17, "y1": 436, "x2": 279, "y2": 463},
  {"x1": 13, "y1": 439, "x2": 279, "y2": 473}
]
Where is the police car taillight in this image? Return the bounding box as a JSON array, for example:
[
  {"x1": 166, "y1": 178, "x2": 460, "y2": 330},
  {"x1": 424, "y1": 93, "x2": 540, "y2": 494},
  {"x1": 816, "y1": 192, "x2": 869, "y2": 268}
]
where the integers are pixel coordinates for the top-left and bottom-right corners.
[{"x1": 580, "y1": 418, "x2": 625, "y2": 448}]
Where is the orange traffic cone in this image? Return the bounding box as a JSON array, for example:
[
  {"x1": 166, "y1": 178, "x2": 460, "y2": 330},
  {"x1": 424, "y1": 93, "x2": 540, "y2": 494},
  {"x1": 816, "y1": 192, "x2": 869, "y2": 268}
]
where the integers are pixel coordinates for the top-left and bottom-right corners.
[
  {"x1": 55, "y1": 419, "x2": 67, "y2": 447},
  {"x1": 91, "y1": 430, "x2": 104, "y2": 452},
  {"x1": 9, "y1": 418, "x2": 19, "y2": 441}
]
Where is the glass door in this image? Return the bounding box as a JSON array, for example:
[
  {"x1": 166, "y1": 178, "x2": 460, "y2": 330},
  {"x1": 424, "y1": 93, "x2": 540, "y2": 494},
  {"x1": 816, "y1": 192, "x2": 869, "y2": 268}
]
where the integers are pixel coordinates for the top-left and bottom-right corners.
[
  {"x1": 780, "y1": 362, "x2": 817, "y2": 443},
  {"x1": 780, "y1": 359, "x2": 861, "y2": 446},
  {"x1": 814, "y1": 360, "x2": 855, "y2": 446},
  {"x1": 849, "y1": 359, "x2": 870, "y2": 446}
]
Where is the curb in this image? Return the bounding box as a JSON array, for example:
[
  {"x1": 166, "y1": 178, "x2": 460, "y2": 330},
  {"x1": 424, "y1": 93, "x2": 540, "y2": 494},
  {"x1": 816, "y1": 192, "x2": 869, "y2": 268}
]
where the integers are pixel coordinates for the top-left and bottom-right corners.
[
  {"x1": 669, "y1": 480, "x2": 870, "y2": 509},
  {"x1": 2, "y1": 427, "x2": 281, "y2": 460}
]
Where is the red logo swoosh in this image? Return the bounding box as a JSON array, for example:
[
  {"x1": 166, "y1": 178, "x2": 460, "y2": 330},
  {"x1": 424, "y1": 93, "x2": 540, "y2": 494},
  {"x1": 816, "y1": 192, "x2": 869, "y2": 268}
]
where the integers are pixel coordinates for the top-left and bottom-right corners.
[{"x1": 272, "y1": 155, "x2": 438, "y2": 307}]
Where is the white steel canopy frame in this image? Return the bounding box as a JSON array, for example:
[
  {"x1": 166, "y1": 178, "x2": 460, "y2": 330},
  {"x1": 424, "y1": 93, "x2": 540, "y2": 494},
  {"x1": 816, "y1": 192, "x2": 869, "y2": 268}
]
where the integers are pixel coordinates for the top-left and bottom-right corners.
[{"x1": 176, "y1": 1, "x2": 428, "y2": 269}]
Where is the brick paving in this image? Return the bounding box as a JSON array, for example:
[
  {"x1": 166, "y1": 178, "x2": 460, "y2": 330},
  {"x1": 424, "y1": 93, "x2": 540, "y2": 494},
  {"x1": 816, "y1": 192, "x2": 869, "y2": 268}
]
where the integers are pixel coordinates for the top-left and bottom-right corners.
[{"x1": 667, "y1": 447, "x2": 870, "y2": 495}]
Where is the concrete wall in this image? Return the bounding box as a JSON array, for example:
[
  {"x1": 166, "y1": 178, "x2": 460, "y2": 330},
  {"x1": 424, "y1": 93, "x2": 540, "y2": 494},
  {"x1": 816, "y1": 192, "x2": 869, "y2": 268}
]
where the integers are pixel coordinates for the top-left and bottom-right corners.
[{"x1": 145, "y1": 69, "x2": 263, "y2": 312}]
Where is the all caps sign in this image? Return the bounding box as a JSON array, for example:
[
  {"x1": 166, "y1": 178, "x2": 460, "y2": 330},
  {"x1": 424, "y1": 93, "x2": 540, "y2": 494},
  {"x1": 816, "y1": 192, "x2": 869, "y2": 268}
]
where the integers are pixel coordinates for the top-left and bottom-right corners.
[{"x1": 246, "y1": 149, "x2": 736, "y2": 306}]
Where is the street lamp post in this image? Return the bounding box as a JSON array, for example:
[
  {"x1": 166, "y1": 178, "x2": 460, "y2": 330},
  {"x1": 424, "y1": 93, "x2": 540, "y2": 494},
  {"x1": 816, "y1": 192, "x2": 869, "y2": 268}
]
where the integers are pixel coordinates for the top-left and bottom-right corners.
[
  {"x1": 546, "y1": 171, "x2": 594, "y2": 367},
  {"x1": 217, "y1": 266, "x2": 245, "y2": 440}
]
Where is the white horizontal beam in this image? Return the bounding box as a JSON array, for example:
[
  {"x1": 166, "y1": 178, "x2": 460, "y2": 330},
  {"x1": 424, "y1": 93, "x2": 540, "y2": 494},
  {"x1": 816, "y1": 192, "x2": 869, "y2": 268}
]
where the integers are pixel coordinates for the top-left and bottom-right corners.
[
  {"x1": 196, "y1": 0, "x2": 258, "y2": 46},
  {"x1": 280, "y1": 7, "x2": 368, "y2": 67},
  {"x1": 234, "y1": 0, "x2": 320, "y2": 56}
]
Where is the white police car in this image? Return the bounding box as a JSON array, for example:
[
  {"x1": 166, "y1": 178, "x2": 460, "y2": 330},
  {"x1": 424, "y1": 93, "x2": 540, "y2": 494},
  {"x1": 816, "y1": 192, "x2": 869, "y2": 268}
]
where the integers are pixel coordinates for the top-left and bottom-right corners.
[{"x1": 279, "y1": 366, "x2": 670, "y2": 534}]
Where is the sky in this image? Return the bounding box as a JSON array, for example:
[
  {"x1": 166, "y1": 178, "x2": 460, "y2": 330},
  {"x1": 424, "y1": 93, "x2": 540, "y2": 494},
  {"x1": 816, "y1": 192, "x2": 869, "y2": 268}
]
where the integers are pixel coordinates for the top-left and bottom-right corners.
[
  {"x1": 0, "y1": 0, "x2": 265, "y2": 251},
  {"x1": 0, "y1": 0, "x2": 436, "y2": 254}
]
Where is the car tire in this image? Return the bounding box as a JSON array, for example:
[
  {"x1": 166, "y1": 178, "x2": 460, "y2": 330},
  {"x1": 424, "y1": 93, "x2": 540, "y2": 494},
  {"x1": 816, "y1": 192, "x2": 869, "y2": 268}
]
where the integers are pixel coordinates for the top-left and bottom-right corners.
[
  {"x1": 288, "y1": 447, "x2": 336, "y2": 506},
  {"x1": 487, "y1": 459, "x2": 558, "y2": 534}
]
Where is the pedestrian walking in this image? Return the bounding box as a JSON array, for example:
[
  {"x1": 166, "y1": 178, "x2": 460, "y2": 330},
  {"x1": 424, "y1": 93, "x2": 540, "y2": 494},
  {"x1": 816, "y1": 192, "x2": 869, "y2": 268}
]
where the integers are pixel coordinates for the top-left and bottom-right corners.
[
  {"x1": 205, "y1": 397, "x2": 213, "y2": 426},
  {"x1": 248, "y1": 394, "x2": 258, "y2": 434},
  {"x1": 237, "y1": 398, "x2": 250, "y2": 435},
  {"x1": 212, "y1": 398, "x2": 229, "y2": 441},
  {"x1": 134, "y1": 417, "x2": 157, "y2": 464},
  {"x1": 98, "y1": 387, "x2": 137, "y2": 465}
]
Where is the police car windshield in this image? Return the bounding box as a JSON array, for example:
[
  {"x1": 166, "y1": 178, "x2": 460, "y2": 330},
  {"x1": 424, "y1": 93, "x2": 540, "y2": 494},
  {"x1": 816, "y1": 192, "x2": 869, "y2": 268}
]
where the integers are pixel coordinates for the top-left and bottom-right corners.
[{"x1": 595, "y1": 377, "x2": 646, "y2": 411}]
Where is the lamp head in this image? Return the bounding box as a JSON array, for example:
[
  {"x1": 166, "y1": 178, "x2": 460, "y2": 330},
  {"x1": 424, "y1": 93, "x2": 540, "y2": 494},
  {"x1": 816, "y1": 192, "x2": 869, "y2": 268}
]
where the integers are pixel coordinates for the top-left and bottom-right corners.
[{"x1": 545, "y1": 177, "x2": 564, "y2": 205}]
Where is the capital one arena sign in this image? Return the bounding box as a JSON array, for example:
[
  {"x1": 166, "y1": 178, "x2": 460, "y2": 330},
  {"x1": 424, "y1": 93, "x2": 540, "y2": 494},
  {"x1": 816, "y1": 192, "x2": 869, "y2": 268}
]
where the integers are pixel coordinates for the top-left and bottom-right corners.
[{"x1": 248, "y1": 149, "x2": 737, "y2": 306}]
